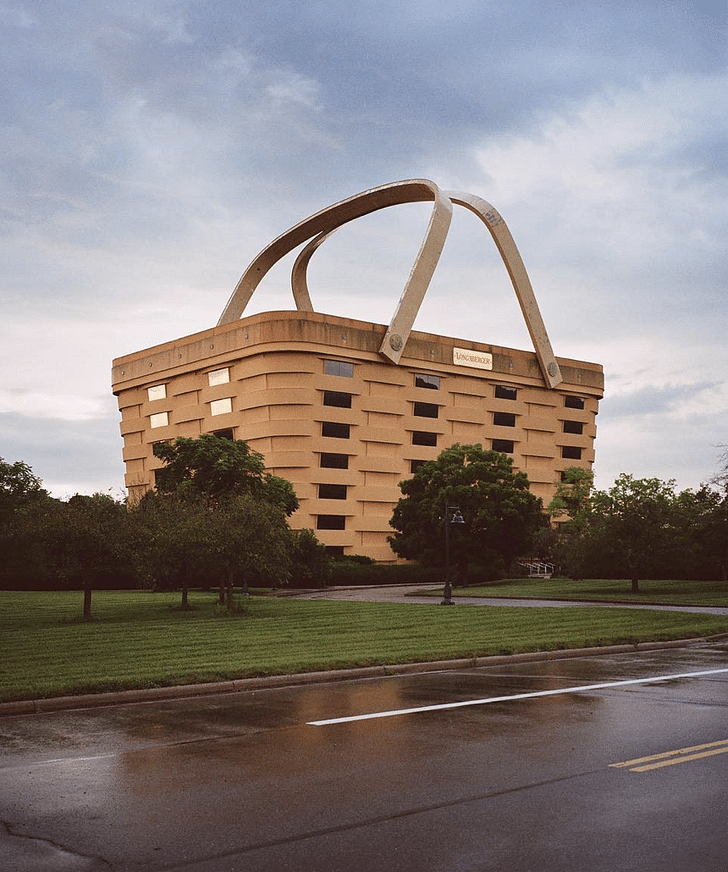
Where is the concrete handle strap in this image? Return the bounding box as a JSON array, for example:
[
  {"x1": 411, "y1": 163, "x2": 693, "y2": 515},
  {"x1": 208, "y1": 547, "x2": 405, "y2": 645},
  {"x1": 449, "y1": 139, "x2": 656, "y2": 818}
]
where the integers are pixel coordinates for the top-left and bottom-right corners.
[{"x1": 217, "y1": 178, "x2": 562, "y2": 388}]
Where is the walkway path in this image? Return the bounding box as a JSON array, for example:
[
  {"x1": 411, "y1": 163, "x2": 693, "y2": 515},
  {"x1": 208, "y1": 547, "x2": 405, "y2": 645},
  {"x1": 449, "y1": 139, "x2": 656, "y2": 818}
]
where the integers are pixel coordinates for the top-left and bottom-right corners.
[{"x1": 294, "y1": 585, "x2": 728, "y2": 616}]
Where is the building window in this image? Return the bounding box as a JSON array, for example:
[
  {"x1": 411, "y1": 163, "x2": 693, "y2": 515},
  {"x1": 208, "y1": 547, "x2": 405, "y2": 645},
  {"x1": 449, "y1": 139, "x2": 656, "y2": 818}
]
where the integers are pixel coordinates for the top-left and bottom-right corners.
[
  {"x1": 413, "y1": 401, "x2": 439, "y2": 419},
  {"x1": 493, "y1": 412, "x2": 516, "y2": 427},
  {"x1": 208, "y1": 368, "x2": 230, "y2": 386},
  {"x1": 317, "y1": 515, "x2": 346, "y2": 530},
  {"x1": 323, "y1": 390, "x2": 352, "y2": 409},
  {"x1": 147, "y1": 384, "x2": 166, "y2": 401},
  {"x1": 319, "y1": 483, "x2": 348, "y2": 500},
  {"x1": 562, "y1": 446, "x2": 583, "y2": 460},
  {"x1": 210, "y1": 398, "x2": 232, "y2": 416},
  {"x1": 564, "y1": 395, "x2": 585, "y2": 410},
  {"x1": 324, "y1": 359, "x2": 354, "y2": 378},
  {"x1": 414, "y1": 374, "x2": 440, "y2": 390},
  {"x1": 412, "y1": 431, "x2": 437, "y2": 447},
  {"x1": 212, "y1": 428, "x2": 234, "y2": 440},
  {"x1": 492, "y1": 438, "x2": 514, "y2": 453},
  {"x1": 325, "y1": 545, "x2": 345, "y2": 556},
  {"x1": 563, "y1": 420, "x2": 584, "y2": 435},
  {"x1": 494, "y1": 385, "x2": 517, "y2": 400},
  {"x1": 322, "y1": 421, "x2": 351, "y2": 439},
  {"x1": 320, "y1": 452, "x2": 349, "y2": 469},
  {"x1": 410, "y1": 459, "x2": 427, "y2": 473},
  {"x1": 150, "y1": 412, "x2": 169, "y2": 429}
]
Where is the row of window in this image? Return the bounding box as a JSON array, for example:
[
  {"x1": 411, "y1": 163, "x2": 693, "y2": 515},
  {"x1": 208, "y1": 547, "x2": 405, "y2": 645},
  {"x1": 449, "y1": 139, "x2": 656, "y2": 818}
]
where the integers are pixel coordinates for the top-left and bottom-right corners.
[
  {"x1": 323, "y1": 360, "x2": 587, "y2": 410},
  {"x1": 316, "y1": 447, "x2": 587, "y2": 530},
  {"x1": 147, "y1": 360, "x2": 587, "y2": 411},
  {"x1": 323, "y1": 391, "x2": 584, "y2": 430},
  {"x1": 150, "y1": 396, "x2": 233, "y2": 428},
  {"x1": 318, "y1": 441, "x2": 583, "y2": 473}
]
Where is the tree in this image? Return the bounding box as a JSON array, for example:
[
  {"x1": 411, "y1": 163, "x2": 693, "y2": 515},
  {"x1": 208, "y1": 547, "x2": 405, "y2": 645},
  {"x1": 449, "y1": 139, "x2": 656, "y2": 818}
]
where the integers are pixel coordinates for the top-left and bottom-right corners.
[
  {"x1": 711, "y1": 444, "x2": 728, "y2": 492},
  {"x1": 0, "y1": 457, "x2": 54, "y2": 588},
  {"x1": 44, "y1": 493, "x2": 128, "y2": 619},
  {"x1": 388, "y1": 444, "x2": 547, "y2": 582},
  {"x1": 669, "y1": 486, "x2": 728, "y2": 582},
  {"x1": 546, "y1": 467, "x2": 595, "y2": 577},
  {"x1": 290, "y1": 528, "x2": 333, "y2": 588},
  {"x1": 577, "y1": 475, "x2": 678, "y2": 592},
  {"x1": 547, "y1": 467, "x2": 594, "y2": 527},
  {"x1": 128, "y1": 491, "x2": 212, "y2": 608},
  {"x1": 0, "y1": 457, "x2": 48, "y2": 526},
  {"x1": 144, "y1": 435, "x2": 301, "y2": 610},
  {"x1": 152, "y1": 434, "x2": 298, "y2": 515}
]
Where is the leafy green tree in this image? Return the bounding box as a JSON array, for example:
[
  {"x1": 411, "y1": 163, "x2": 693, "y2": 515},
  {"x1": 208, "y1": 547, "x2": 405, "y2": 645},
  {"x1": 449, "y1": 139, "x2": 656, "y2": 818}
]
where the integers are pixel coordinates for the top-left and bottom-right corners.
[
  {"x1": 388, "y1": 444, "x2": 547, "y2": 582},
  {"x1": 289, "y1": 528, "x2": 333, "y2": 588},
  {"x1": 142, "y1": 435, "x2": 302, "y2": 610},
  {"x1": 578, "y1": 475, "x2": 678, "y2": 591},
  {"x1": 545, "y1": 467, "x2": 595, "y2": 577},
  {"x1": 711, "y1": 444, "x2": 728, "y2": 492},
  {"x1": 669, "y1": 486, "x2": 728, "y2": 581},
  {"x1": 0, "y1": 457, "x2": 48, "y2": 525},
  {"x1": 209, "y1": 494, "x2": 293, "y2": 608},
  {"x1": 153, "y1": 434, "x2": 298, "y2": 515},
  {"x1": 547, "y1": 467, "x2": 594, "y2": 527},
  {"x1": 128, "y1": 492, "x2": 212, "y2": 608},
  {"x1": 0, "y1": 457, "x2": 54, "y2": 588},
  {"x1": 44, "y1": 493, "x2": 128, "y2": 619}
]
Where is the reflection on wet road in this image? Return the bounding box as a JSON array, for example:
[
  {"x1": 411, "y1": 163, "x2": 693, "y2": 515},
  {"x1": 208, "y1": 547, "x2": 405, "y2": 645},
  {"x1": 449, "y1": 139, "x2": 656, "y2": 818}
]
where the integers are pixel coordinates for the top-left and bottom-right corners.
[{"x1": 1, "y1": 641, "x2": 727, "y2": 871}]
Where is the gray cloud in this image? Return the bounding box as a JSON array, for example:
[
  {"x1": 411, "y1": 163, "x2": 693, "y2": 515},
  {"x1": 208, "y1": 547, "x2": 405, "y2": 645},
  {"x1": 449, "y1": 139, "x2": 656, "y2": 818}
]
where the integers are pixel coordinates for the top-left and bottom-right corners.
[
  {"x1": 1, "y1": 0, "x2": 726, "y2": 496},
  {"x1": 602, "y1": 381, "x2": 722, "y2": 418}
]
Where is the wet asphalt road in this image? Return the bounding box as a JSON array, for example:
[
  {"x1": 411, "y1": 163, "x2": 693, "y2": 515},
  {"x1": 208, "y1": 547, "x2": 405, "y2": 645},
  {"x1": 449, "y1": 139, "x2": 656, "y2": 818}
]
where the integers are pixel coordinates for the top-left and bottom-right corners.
[{"x1": 2, "y1": 640, "x2": 728, "y2": 871}]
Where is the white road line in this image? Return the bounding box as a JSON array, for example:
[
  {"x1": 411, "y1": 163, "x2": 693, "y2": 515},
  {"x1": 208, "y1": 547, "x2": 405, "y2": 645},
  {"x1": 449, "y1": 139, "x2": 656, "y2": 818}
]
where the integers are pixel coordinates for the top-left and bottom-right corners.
[{"x1": 307, "y1": 667, "x2": 728, "y2": 726}]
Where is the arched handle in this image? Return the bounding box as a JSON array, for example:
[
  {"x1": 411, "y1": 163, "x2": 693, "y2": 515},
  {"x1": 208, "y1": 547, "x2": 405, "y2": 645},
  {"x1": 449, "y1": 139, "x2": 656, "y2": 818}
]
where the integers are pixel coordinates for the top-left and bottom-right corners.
[{"x1": 218, "y1": 179, "x2": 562, "y2": 386}]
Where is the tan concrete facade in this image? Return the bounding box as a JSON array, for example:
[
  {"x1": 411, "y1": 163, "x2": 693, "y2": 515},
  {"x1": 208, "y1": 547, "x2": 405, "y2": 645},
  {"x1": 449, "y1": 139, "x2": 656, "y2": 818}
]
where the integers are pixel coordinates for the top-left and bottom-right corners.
[{"x1": 112, "y1": 310, "x2": 603, "y2": 561}]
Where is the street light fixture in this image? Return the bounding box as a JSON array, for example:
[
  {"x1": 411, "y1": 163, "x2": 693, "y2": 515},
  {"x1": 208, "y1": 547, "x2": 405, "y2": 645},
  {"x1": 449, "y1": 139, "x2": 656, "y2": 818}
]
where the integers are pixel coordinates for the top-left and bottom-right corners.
[{"x1": 441, "y1": 505, "x2": 465, "y2": 605}]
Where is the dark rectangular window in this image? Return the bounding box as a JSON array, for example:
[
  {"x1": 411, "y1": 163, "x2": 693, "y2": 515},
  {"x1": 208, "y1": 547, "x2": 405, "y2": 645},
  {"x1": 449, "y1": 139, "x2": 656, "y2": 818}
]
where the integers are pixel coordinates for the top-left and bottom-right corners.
[
  {"x1": 320, "y1": 452, "x2": 349, "y2": 469},
  {"x1": 212, "y1": 428, "x2": 234, "y2": 440},
  {"x1": 563, "y1": 420, "x2": 584, "y2": 435},
  {"x1": 492, "y1": 439, "x2": 515, "y2": 453},
  {"x1": 318, "y1": 483, "x2": 348, "y2": 500},
  {"x1": 414, "y1": 374, "x2": 440, "y2": 390},
  {"x1": 317, "y1": 515, "x2": 346, "y2": 530},
  {"x1": 410, "y1": 459, "x2": 427, "y2": 473},
  {"x1": 493, "y1": 412, "x2": 516, "y2": 427},
  {"x1": 564, "y1": 395, "x2": 585, "y2": 410},
  {"x1": 323, "y1": 390, "x2": 352, "y2": 408},
  {"x1": 495, "y1": 385, "x2": 518, "y2": 400},
  {"x1": 561, "y1": 446, "x2": 583, "y2": 460},
  {"x1": 412, "y1": 431, "x2": 438, "y2": 447},
  {"x1": 324, "y1": 359, "x2": 354, "y2": 378},
  {"x1": 325, "y1": 545, "x2": 345, "y2": 556},
  {"x1": 413, "y1": 401, "x2": 439, "y2": 418},
  {"x1": 322, "y1": 421, "x2": 351, "y2": 439}
]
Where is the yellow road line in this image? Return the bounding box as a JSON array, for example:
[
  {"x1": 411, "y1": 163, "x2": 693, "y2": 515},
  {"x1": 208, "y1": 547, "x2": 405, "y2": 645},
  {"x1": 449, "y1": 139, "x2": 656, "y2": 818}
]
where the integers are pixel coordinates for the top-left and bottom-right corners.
[{"x1": 611, "y1": 738, "x2": 728, "y2": 772}]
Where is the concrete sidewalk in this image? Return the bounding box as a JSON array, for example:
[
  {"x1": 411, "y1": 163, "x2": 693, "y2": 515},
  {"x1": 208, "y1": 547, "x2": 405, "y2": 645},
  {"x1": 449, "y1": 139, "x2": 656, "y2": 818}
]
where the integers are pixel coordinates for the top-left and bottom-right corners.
[{"x1": 294, "y1": 584, "x2": 728, "y2": 615}]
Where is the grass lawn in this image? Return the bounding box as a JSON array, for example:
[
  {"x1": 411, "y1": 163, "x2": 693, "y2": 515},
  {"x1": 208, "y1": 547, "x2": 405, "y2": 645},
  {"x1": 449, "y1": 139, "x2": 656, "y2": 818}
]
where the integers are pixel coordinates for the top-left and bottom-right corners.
[
  {"x1": 428, "y1": 577, "x2": 728, "y2": 606},
  {"x1": 1, "y1": 590, "x2": 727, "y2": 702}
]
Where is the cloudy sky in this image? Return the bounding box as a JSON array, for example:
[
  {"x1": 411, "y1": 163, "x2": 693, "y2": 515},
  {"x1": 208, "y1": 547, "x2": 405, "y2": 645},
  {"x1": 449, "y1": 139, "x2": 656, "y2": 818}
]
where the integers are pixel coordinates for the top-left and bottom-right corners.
[{"x1": 1, "y1": 0, "x2": 726, "y2": 499}]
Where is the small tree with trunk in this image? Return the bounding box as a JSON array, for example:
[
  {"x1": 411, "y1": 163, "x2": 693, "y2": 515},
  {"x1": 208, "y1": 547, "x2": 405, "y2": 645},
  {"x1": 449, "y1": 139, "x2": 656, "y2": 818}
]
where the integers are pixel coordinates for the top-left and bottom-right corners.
[{"x1": 388, "y1": 444, "x2": 547, "y2": 582}]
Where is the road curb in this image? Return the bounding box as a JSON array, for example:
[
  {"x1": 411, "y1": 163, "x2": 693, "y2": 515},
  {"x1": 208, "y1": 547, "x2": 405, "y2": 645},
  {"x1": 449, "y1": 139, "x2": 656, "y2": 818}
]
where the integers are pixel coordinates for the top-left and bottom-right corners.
[{"x1": 2, "y1": 634, "x2": 726, "y2": 717}]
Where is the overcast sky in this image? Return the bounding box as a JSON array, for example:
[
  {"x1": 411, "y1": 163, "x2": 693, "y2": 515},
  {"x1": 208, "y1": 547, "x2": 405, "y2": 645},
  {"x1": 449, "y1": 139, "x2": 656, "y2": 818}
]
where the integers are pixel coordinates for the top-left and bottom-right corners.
[{"x1": 1, "y1": 0, "x2": 726, "y2": 499}]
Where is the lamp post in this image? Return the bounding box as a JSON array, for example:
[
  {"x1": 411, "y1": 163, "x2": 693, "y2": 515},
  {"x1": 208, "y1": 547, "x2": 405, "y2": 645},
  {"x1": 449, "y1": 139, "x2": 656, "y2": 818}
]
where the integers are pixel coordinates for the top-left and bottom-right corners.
[{"x1": 441, "y1": 505, "x2": 465, "y2": 605}]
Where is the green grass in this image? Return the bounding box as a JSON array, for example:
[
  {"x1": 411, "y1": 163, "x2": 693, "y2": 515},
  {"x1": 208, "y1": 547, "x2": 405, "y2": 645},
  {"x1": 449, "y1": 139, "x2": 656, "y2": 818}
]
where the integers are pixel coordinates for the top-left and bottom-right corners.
[
  {"x1": 1, "y1": 590, "x2": 727, "y2": 703},
  {"x1": 429, "y1": 577, "x2": 728, "y2": 606}
]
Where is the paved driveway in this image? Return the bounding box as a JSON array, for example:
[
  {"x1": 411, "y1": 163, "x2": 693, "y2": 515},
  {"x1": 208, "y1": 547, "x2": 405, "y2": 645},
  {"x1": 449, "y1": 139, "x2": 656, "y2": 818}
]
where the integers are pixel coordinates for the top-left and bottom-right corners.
[{"x1": 295, "y1": 584, "x2": 728, "y2": 615}]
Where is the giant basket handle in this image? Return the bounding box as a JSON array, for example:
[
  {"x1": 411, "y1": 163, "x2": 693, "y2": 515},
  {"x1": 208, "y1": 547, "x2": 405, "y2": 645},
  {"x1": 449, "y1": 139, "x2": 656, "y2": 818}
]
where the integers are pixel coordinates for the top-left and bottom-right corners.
[{"x1": 218, "y1": 179, "x2": 562, "y2": 386}]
